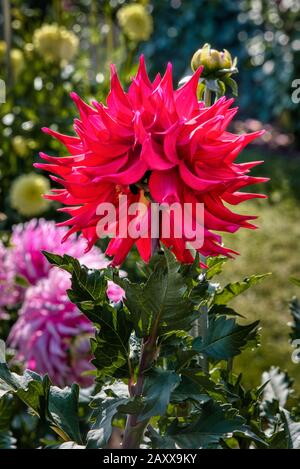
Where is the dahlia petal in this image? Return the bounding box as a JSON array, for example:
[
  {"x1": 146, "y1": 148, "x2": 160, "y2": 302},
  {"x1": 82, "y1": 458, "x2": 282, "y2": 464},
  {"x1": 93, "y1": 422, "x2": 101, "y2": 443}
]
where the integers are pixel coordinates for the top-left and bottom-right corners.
[
  {"x1": 149, "y1": 169, "x2": 180, "y2": 203},
  {"x1": 175, "y1": 66, "x2": 203, "y2": 118},
  {"x1": 42, "y1": 127, "x2": 82, "y2": 154},
  {"x1": 179, "y1": 161, "x2": 224, "y2": 192},
  {"x1": 70, "y1": 92, "x2": 96, "y2": 120},
  {"x1": 107, "y1": 64, "x2": 133, "y2": 122},
  {"x1": 80, "y1": 153, "x2": 129, "y2": 178},
  {"x1": 203, "y1": 194, "x2": 257, "y2": 226},
  {"x1": 141, "y1": 137, "x2": 175, "y2": 171},
  {"x1": 133, "y1": 111, "x2": 148, "y2": 143},
  {"x1": 136, "y1": 237, "x2": 152, "y2": 263},
  {"x1": 106, "y1": 237, "x2": 136, "y2": 267},
  {"x1": 34, "y1": 162, "x2": 72, "y2": 177},
  {"x1": 161, "y1": 238, "x2": 194, "y2": 264},
  {"x1": 222, "y1": 191, "x2": 267, "y2": 205},
  {"x1": 95, "y1": 156, "x2": 148, "y2": 185}
]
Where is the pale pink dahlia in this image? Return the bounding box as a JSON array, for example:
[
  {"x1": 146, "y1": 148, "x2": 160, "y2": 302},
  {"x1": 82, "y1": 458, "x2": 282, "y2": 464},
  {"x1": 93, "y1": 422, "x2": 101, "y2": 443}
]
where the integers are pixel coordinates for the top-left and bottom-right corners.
[
  {"x1": 8, "y1": 268, "x2": 95, "y2": 387},
  {"x1": 37, "y1": 56, "x2": 267, "y2": 266},
  {"x1": 106, "y1": 281, "x2": 125, "y2": 304}
]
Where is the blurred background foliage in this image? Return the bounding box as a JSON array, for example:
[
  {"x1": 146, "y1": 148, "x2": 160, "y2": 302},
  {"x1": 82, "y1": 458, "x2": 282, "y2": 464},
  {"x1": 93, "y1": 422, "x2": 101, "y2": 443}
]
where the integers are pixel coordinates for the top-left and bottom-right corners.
[
  {"x1": 145, "y1": 0, "x2": 300, "y2": 140},
  {"x1": 0, "y1": 0, "x2": 300, "y2": 397}
]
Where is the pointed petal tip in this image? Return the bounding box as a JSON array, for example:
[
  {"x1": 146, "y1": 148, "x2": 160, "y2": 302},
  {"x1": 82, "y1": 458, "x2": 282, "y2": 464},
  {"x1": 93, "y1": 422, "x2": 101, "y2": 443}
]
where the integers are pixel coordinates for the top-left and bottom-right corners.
[
  {"x1": 49, "y1": 174, "x2": 64, "y2": 184},
  {"x1": 110, "y1": 63, "x2": 117, "y2": 76},
  {"x1": 43, "y1": 193, "x2": 54, "y2": 200},
  {"x1": 70, "y1": 91, "x2": 79, "y2": 101},
  {"x1": 195, "y1": 65, "x2": 204, "y2": 77}
]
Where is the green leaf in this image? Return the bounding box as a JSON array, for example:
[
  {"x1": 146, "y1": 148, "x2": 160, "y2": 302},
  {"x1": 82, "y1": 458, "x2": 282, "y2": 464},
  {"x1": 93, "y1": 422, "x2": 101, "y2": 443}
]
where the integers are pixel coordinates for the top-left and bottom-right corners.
[
  {"x1": 0, "y1": 431, "x2": 16, "y2": 449},
  {"x1": 43, "y1": 253, "x2": 133, "y2": 379},
  {"x1": 136, "y1": 368, "x2": 180, "y2": 422},
  {"x1": 167, "y1": 401, "x2": 246, "y2": 449},
  {"x1": 262, "y1": 367, "x2": 293, "y2": 408},
  {"x1": 209, "y1": 304, "x2": 244, "y2": 318},
  {"x1": 0, "y1": 340, "x2": 84, "y2": 444},
  {"x1": 181, "y1": 369, "x2": 222, "y2": 395},
  {"x1": 216, "y1": 79, "x2": 226, "y2": 98},
  {"x1": 87, "y1": 397, "x2": 129, "y2": 449},
  {"x1": 91, "y1": 307, "x2": 133, "y2": 379},
  {"x1": 281, "y1": 409, "x2": 300, "y2": 449},
  {"x1": 223, "y1": 76, "x2": 238, "y2": 96},
  {"x1": 192, "y1": 316, "x2": 259, "y2": 360},
  {"x1": 171, "y1": 375, "x2": 210, "y2": 404},
  {"x1": 14, "y1": 274, "x2": 30, "y2": 288},
  {"x1": 214, "y1": 274, "x2": 270, "y2": 305},
  {"x1": 48, "y1": 384, "x2": 82, "y2": 444},
  {"x1": 289, "y1": 297, "x2": 300, "y2": 341},
  {"x1": 233, "y1": 428, "x2": 268, "y2": 447},
  {"x1": 146, "y1": 426, "x2": 176, "y2": 449},
  {"x1": 267, "y1": 430, "x2": 288, "y2": 449},
  {"x1": 0, "y1": 390, "x2": 14, "y2": 432},
  {"x1": 43, "y1": 252, "x2": 107, "y2": 323},
  {"x1": 205, "y1": 257, "x2": 228, "y2": 280},
  {"x1": 0, "y1": 345, "x2": 50, "y2": 419},
  {"x1": 114, "y1": 249, "x2": 197, "y2": 337}
]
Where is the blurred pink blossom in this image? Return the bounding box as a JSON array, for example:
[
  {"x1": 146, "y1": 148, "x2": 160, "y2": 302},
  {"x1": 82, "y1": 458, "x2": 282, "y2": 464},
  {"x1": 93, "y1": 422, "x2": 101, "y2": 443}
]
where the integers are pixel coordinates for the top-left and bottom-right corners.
[
  {"x1": 8, "y1": 268, "x2": 95, "y2": 387},
  {"x1": 7, "y1": 218, "x2": 107, "y2": 286},
  {"x1": 0, "y1": 241, "x2": 20, "y2": 319}
]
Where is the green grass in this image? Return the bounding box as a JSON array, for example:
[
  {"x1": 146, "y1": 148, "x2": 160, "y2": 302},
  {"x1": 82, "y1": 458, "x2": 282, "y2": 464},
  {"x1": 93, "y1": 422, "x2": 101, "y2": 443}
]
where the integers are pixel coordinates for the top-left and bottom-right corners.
[{"x1": 220, "y1": 195, "x2": 300, "y2": 390}]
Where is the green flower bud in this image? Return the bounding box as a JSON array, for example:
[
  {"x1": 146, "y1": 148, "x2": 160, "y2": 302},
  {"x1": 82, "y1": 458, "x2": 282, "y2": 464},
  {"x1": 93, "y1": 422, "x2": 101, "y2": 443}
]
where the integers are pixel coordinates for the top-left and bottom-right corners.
[{"x1": 191, "y1": 43, "x2": 234, "y2": 77}]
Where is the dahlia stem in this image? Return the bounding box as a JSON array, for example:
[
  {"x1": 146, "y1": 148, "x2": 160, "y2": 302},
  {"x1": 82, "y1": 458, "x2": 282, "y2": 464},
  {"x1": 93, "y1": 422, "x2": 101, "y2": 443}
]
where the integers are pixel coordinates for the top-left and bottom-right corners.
[
  {"x1": 123, "y1": 334, "x2": 157, "y2": 449},
  {"x1": 204, "y1": 87, "x2": 212, "y2": 107},
  {"x1": 199, "y1": 305, "x2": 209, "y2": 373},
  {"x1": 193, "y1": 254, "x2": 209, "y2": 374}
]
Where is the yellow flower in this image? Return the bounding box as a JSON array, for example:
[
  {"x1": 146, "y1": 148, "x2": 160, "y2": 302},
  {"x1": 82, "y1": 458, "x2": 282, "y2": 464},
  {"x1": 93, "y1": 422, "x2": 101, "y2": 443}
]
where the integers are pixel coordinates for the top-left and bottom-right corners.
[
  {"x1": 10, "y1": 173, "x2": 50, "y2": 217},
  {"x1": 10, "y1": 49, "x2": 24, "y2": 78},
  {"x1": 33, "y1": 24, "x2": 79, "y2": 63},
  {"x1": 117, "y1": 4, "x2": 153, "y2": 42},
  {"x1": 0, "y1": 42, "x2": 24, "y2": 78},
  {"x1": 12, "y1": 136, "x2": 29, "y2": 158},
  {"x1": 0, "y1": 41, "x2": 6, "y2": 60}
]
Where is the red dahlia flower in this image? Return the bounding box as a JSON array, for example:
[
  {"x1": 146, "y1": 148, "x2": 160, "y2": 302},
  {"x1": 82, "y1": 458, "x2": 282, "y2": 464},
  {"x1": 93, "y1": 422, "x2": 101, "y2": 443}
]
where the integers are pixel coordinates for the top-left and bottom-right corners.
[{"x1": 36, "y1": 56, "x2": 267, "y2": 266}]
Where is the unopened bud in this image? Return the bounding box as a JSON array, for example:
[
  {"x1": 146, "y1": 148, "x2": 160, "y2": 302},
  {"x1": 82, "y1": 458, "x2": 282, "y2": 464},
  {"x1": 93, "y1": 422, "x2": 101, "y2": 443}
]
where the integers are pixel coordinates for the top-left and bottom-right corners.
[{"x1": 191, "y1": 43, "x2": 234, "y2": 77}]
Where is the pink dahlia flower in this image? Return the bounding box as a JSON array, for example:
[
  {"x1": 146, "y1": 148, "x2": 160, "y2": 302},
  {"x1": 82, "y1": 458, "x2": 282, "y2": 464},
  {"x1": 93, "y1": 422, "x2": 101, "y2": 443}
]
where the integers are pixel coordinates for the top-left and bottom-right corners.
[
  {"x1": 8, "y1": 268, "x2": 95, "y2": 387},
  {"x1": 7, "y1": 218, "x2": 107, "y2": 286},
  {"x1": 37, "y1": 56, "x2": 267, "y2": 266},
  {"x1": 0, "y1": 241, "x2": 20, "y2": 318}
]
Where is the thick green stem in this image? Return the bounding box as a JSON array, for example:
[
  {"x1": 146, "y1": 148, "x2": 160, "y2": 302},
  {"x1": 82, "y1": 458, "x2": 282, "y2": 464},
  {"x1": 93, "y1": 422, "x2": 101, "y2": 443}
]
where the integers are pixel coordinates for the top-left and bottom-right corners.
[
  {"x1": 122, "y1": 417, "x2": 149, "y2": 449},
  {"x1": 122, "y1": 335, "x2": 157, "y2": 449}
]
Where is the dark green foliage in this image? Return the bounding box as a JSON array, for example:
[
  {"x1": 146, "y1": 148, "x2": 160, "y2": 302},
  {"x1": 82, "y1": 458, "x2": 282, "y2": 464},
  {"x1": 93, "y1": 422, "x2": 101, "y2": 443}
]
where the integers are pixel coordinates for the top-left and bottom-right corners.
[
  {"x1": 193, "y1": 316, "x2": 259, "y2": 360},
  {"x1": 2, "y1": 250, "x2": 300, "y2": 449}
]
